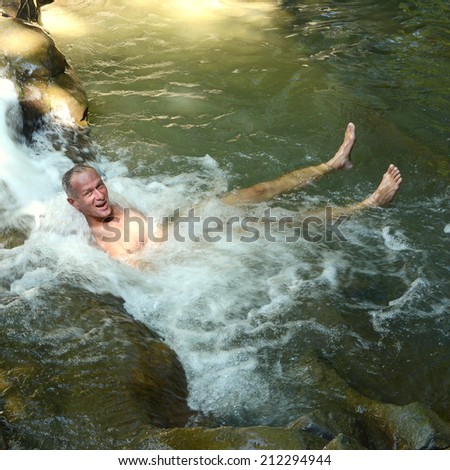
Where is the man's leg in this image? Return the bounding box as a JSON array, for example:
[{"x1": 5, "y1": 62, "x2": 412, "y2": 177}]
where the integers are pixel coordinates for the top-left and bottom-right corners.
[
  {"x1": 323, "y1": 164, "x2": 403, "y2": 219},
  {"x1": 221, "y1": 123, "x2": 356, "y2": 205},
  {"x1": 288, "y1": 164, "x2": 402, "y2": 241},
  {"x1": 346, "y1": 163, "x2": 402, "y2": 212}
]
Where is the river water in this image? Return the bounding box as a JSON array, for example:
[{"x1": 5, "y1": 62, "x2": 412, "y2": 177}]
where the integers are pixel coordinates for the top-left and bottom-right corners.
[{"x1": 1, "y1": 0, "x2": 449, "y2": 446}]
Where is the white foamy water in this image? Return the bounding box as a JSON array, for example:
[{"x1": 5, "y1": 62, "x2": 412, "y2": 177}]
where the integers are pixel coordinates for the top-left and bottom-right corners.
[
  {"x1": 0, "y1": 78, "x2": 421, "y2": 424},
  {"x1": 0, "y1": 79, "x2": 312, "y2": 420},
  {"x1": 0, "y1": 80, "x2": 63, "y2": 217}
]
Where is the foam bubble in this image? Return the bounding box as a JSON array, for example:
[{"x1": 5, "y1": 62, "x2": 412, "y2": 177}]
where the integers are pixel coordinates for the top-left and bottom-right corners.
[{"x1": 382, "y1": 226, "x2": 411, "y2": 251}]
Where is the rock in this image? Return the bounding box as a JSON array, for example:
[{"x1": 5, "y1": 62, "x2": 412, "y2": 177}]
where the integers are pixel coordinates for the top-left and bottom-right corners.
[
  {"x1": 0, "y1": 16, "x2": 88, "y2": 135},
  {"x1": 0, "y1": 216, "x2": 33, "y2": 249},
  {"x1": 0, "y1": 19, "x2": 65, "y2": 77},
  {"x1": 362, "y1": 401, "x2": 450, "y2": 450},
  {"x1": 2, "y1": 1, "x2": 38, "y2": 22},
  {"x1": 288, "y1": 414, "x2": 343, "y2": 442},
  {"x1": 0, "y1": 226, "x2": 29, "y2": 249},
  {"x1": 0, "y1": 419, "x2": 7, "y2": 449},
  {"x1": 1, "y1": 1, "x2": 54, "y2": 23},
  {"x1": 155, "y1": 425, "x2": 328, "y2": 450},
  {"x1": 289, "y1": 354, "x2": 450, "y2": 449},
  {"x1": 0, "y1": 285, "x2": 190, "y2": 449},
  {"x1": 323, "y1": 433, "x2": 366, "y2": 450}
]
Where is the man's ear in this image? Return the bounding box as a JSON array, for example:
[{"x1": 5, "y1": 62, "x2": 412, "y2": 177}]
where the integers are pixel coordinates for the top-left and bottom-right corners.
[{"x1": 67, "y1": 197, "x2": 79, "y2": 210}]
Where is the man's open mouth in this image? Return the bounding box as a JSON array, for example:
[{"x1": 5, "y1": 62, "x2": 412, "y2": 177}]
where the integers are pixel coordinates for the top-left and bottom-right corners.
[{"x1": 96, "y1": 201, "x2": 108, "y2": 209}]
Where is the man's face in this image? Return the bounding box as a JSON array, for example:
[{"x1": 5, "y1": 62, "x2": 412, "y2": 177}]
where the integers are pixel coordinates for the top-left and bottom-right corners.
[{"x1": 67, "y1": 169, "x2": 112, "y2": 220}]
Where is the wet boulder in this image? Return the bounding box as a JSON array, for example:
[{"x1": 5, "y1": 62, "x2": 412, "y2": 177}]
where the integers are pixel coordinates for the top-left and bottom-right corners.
[
  {"x1": 359, "y1": 401, "x2": 450, "y2": 450},
  {"x1": 0, "y1": 419, "x2": 7, "y2": 449},
  {"x1": 155, "y1": 425, "x2": 328, "y2": 450},
  {"x1": 1, "y1": 1, "x2": 54, "y2": 23},
  {"x1": 0, "y1": 285, "x2": 190, "y2": 449},
  {"x1": 288, "y1": 354, "x2": 450, "y2": 449},
  {"x1": 0, "y1": 215, "x2": 33, "y2": 249},
  {"x1": 0, "y1": 226, "x2": 29, "y2": 249},
  {"x1": 323, "y1": 433, "x2": 366, "y2": 450},
  {"x1": 1, "y1": 1, "x2": 39, "y2": 22},
  {"x1": 0, "y1": 15, "x2": 88, "y2": 135}
]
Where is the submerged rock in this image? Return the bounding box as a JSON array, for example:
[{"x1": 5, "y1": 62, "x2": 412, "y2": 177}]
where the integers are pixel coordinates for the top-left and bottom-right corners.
[
  {"x1": 0, "y1": 285, "x2": 190, "y2": 449},
  {"x1": 146, "y1": 352, "x2": 450, "y2": 450},
  {"x1": 0, "y1": 419, "x2": 7, "y2": 449},
  {"x1": 359, "y1": 401, "x2": 450, "y2": 450},
  {"x1": 155, "y1": 425, "x2": 327, "y2": 450},
  {"x1": 288, "y1": 354, "x2": 450, "y2": 449}
]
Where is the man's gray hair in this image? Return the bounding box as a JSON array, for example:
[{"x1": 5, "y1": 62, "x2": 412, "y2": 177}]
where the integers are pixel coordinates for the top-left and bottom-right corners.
[{"x1": 62, "y1": 164, "x2": 99, "y2": 198}]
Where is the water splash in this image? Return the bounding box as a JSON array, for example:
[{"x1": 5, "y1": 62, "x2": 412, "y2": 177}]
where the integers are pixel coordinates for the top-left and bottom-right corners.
[{"x1": 0, "y1": 79, "x2": 69, "y2": 220}]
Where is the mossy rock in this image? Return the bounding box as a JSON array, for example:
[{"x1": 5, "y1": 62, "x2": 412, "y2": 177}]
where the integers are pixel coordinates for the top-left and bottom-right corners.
[
  {"x1": 0, "y1": 17, "x2": 65, "y2": 79},
  {"x1": 288, "y1": 354, "x2": 450, "y2": 449},
  {"x1": 1, "y1": 0, "x2": 42, "y2": 23},
  {"x1": 156, "y1": 425, "x2": 328, "y2": 450},
  {"x1": 323, "y1": 433, "x2": 366, "y2": 450},
  {"x1": 0, "y1": 16, "x2": 88, "y2": 130},
  {"x1": 0, "y1": 226, "x2": 29, "y2": 248},
  {"x1": 362, "y1": 401, "x2": 450, "y2": 450},
  {"x1": 0, "y1": 418, "x2": 7, "y2": 450},
  {"x1": 0, "y1": 285, "x2": 190, "y2": 449},
  {"x1": 0, "y1": 214, "x2": 33, "y2": 249}
]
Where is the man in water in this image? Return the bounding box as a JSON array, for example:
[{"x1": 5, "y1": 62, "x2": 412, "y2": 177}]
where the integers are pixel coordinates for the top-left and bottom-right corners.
[{"x1": 62, "y1": 123, "x2": 402, "y2": 260}]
